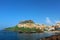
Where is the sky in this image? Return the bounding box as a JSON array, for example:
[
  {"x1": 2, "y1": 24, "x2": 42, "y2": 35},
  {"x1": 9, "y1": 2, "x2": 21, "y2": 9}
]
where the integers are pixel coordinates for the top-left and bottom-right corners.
[{"x1": 0, "y1": 0, "x2": 60, "y2": 29}]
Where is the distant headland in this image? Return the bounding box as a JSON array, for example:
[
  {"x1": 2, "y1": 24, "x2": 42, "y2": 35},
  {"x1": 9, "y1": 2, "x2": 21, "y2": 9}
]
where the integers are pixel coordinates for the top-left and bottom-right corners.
[{"x1": 5, "y1": 20, "x2": 60, "y2": 33}]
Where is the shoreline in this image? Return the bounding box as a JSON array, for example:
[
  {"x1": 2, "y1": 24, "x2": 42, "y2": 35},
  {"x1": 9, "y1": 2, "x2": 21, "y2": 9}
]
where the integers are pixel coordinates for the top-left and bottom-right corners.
[{"x1": 2, "y1": 30, "x2": 60, "y2": 34}]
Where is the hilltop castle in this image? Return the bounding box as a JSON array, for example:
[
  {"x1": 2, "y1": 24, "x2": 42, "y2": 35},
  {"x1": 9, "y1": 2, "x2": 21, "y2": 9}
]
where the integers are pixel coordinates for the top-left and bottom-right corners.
[{"x1": 17, "y1": 20, "x2": 45, "y2": 31}]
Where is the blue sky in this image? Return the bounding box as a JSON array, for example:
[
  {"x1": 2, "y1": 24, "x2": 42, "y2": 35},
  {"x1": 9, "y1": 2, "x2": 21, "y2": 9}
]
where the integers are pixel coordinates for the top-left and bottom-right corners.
[{"x1": 0, "y1": 0, "x2": 60, "y2": 29}]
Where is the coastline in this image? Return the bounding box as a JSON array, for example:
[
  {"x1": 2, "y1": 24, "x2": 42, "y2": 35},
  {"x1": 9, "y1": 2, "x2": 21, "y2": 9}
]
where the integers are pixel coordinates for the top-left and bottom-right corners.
[{"x1": 40, "y1": 31, "x2": 60, "y2": 40}]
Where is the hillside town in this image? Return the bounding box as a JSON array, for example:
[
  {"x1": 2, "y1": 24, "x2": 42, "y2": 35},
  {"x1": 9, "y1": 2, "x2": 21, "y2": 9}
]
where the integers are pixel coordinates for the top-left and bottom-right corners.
[{"x1": 17, "y1": 20, "x2": 60, "y2": 32}]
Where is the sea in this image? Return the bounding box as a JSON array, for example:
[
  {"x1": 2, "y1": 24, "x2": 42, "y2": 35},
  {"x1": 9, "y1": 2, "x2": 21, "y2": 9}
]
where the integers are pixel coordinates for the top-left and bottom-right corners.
[{"x1": 0, "y1": 31, "x2": 55, "y2": 40}]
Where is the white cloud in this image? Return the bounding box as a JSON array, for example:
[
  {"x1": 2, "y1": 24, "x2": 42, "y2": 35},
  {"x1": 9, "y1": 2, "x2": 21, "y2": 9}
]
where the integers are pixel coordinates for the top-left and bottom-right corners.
[{"x1": 46, "y1": 17, "x2": 52, "y2": 24}]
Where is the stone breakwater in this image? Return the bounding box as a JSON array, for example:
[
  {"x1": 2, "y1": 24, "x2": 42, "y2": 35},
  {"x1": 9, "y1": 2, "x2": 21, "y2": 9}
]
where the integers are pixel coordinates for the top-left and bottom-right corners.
[{"x1": 40, "y1": 33, "x2": 60, "y2": 40}]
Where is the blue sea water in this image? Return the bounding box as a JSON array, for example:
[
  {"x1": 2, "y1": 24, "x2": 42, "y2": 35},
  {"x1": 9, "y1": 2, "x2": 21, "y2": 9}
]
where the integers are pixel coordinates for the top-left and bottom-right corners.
[
  {"x1": 17, "y1": 32, "x2": 54, "y2": 40},
  {"x1": 0, "y1": 31, "x2": 54, "y2": 40},
  {"x1": 0, "y1": 31, "x2": 18, "y2": 40}
]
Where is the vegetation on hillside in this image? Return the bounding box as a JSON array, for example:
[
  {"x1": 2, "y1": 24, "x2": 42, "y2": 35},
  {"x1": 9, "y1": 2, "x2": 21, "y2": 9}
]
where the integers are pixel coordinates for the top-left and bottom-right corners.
[
  {"x1": 5, "y1": 25, "x2": 19, "y2": 31},
  {"x1": 5, "y1": 25, "x2": 43, "y2": 33},
  {"x1": 19, "y1": 27, "x2": 43, "y2": 33},
  {"x1": 19, "y1": 20, "x2": 34, "y2": 24}
]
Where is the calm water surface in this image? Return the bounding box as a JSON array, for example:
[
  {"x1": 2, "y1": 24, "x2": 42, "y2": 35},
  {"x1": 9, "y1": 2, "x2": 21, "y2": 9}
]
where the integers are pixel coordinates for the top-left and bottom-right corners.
[
  {"x1": 0, "y1": 31, "x2": 18, "y2": 40},
  {"x1": 18, "y1": 32, "x2": 54, "y2": 40},
  {"x1": 0, "y1": 31, "x2": 54, "y2": 40}
]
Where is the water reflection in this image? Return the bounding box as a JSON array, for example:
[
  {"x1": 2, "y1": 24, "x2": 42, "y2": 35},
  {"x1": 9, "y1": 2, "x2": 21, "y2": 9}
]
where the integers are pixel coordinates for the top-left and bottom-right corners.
[
  {"x1": 17, "y1": 33, "x2": 54, "y2": 40},
  {"x1": 18, "y1": 33, "x2": 35, "y2": 40}
]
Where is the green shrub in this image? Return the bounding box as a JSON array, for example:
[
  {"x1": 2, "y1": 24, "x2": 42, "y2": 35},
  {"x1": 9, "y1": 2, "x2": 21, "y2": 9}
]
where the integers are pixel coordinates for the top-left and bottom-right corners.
[{"x1": 5, "y1": 26, "x2": 43, "y2": 33}]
